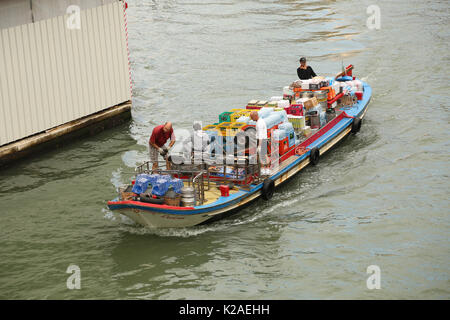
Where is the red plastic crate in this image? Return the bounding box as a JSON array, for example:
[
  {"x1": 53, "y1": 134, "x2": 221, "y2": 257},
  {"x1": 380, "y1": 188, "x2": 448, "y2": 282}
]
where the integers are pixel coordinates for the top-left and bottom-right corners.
[
  {"x1": 279, "y1": 137, "x2": 289, "y2": 155},
  {"x1": 219, "y1": 185, "x2": 230, "y2": 197},
  {"x1": 246, "y1": 105, "x2": 262, "y2": 110},
  {"x1": 355, "y1": 91, "x2": 363, "y2": 100},
  {"x1": 287, "y1": 104, "x2": 303, "y2": 116}
]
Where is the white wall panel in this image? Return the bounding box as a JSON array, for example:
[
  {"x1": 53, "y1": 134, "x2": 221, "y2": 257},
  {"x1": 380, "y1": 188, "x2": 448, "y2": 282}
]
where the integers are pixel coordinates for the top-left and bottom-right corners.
[{"x1": 0, "y1": 1, "x2": 131, "y2": 146}]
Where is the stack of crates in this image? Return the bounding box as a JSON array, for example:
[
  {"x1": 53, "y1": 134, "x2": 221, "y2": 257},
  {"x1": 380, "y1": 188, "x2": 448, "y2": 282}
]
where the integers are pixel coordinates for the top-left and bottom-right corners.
[
  {"x1": 246, "y1": 100, "x2": 260, "y2": 110},
  {"x1": 257, "y1": 100, "x2": 268, "y2": 108},
  {"x1": 230, "y1": 109, "x2": 244, "y2": 122},
  {"x1": 229, "y1": 122, "x2": 247, "y2": 135},
  {"x1": 231, "y1": 109, "x2": 252, "y2": 122},
  {"x1": 217, "y1": 122, "x2": 247, "y2": 136},
  {"x1": 217, "y1": 122, "x2": 234, "y2": 136},
  {"x1": 216, "y1": 122, "x2": 247, "y2": 154}
]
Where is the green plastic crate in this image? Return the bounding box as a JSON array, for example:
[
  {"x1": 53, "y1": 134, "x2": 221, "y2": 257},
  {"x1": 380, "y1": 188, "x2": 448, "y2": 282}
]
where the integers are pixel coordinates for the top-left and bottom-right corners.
[{"x1": 219, "y1": 111, "x2": 233, "y2": 123}]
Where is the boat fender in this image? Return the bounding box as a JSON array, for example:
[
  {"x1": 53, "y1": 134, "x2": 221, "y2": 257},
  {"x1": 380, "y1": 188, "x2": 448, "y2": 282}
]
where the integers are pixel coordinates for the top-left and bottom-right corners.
[
  {"x1": 261, "y1": 178, "x2": 275, "y2": 200},
  {"x1": 309, "y1": 147, "x2": 320, "y2": 166},
  {"x1": 351, "y1": 117, "x2": 362, "y2": 134}
]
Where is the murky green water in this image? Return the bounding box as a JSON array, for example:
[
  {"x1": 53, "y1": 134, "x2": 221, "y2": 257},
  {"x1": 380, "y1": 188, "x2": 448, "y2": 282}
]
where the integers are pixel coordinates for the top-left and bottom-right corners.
[{"x1": 0, "y1": 0, "x2": 449, "y2": 299}]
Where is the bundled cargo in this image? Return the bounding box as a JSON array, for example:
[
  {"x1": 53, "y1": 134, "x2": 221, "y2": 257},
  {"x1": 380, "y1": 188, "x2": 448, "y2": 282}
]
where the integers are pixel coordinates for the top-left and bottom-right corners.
[
  {"x1": 258, "y1": 107, "x2": 275, "y2": 118},
  {"x1": 277, "y1": 100, "x2": 290, "y2": 109},
  {"x1": 274, "y1": 109, "x2": 289, "y2": 123},
  {"x1": 287, "y1": 115, "x2": 306, "y2": 131},
  {"x1": 309, "y1": 78, "x2": 321, "y2": 90},
  {"x1": 303, "y1": 97, "x2": 319, "y2": 110},
  {"x1": 314, "y1": 90, "x2": 328, "y2": 102},
  {"x1": 131, "y1": 174, "x2": 183, "y2": 197},
  {"x1": 287, "y1": 104, "x2": 303, "y2": 116},
  {"x1": 272, "y1": 129, "x2": 286, "y2": 141},
  {"x1": 303, "y1": 126, "x2": 312, "y2": 137},
  {"x1": 290, "y1": 80, "x2": 303, "y2": 88},
  {"x1": 132, "y1": 174, "x2": 160, "y2": 194},
  {"x1": 301, "y1": 79, "x2": 311, "y2": 90},
  {"x1": 257, "y1": 100, "x2": 268, "y2": 108},
  {"x1": 283, "y1": 86, "x2": 295, "y2": 101},
  {"x1": 264, "y1": 112, "x2": 284, "y2": 129},
  {"x1": 278, "y1": 122, "x2": 294, "y2": 133},
  {"x1": 246, "y1": 100, "x2": 260, "y2": 110},
  {"x1": 267, "y1": 101, "x2": 278, "y2": 108}
]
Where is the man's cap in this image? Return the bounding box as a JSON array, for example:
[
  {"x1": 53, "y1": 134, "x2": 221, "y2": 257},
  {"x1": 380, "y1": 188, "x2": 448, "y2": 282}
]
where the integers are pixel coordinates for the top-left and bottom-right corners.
[{"x1": 299, "y1": 57, "x2": 306, "y2": 62}]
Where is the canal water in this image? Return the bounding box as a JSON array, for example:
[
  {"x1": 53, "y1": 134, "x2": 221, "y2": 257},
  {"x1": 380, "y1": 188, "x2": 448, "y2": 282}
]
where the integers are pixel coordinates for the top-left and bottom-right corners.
[{"x1": 0, "y1": 0, "x2": 448, "y2": 299}]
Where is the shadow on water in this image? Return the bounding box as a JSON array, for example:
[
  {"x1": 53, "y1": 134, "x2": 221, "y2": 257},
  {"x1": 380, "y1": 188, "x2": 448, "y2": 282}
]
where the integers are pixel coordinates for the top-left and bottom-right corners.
[{"x1": 0, "y1": 122, "x2": 136, "y2": 194}]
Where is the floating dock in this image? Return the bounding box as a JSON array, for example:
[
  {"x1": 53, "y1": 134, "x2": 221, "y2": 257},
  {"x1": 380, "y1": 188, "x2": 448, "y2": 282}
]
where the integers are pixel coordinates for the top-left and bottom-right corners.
[
  {"x1": 0, "y1": 0, "x2": 132, "y2": 167},
  {"x1": 0, "y1": 101, "x2": 131, "y2": 167}
]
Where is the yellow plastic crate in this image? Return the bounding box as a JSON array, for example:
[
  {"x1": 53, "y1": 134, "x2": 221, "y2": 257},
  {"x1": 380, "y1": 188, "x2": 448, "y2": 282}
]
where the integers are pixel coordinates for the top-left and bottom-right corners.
[
  {"x1": 230, "y1": 112, "x2": 243, "y2": 122},
  {"x1": 229, "y1": 122, "x2": 247, "y2": 132},
  {"x1": 217, "y1": 122, "x2": 234, "y2": 136},
  {"x1": 202, "y1": 124, "x2": 217, "y2": 131},
  {"x1": 239, "y1": 110, "x2": 252, "y2": 117},
  {"x1": 232, "y1": 110, "x2": 252, "y2": 122}
]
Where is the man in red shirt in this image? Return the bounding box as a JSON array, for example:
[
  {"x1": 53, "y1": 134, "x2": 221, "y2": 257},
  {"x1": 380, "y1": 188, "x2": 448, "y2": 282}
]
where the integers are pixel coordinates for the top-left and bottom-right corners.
[{"x1": 149, "y1": 122, "x2": 176, "y2": 171}]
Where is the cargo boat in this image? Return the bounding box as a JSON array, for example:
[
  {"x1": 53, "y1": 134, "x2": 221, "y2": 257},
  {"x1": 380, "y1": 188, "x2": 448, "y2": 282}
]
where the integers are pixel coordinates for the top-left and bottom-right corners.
[{"x1": 107, "y1": 66, "x2": 372, "y2": 228}]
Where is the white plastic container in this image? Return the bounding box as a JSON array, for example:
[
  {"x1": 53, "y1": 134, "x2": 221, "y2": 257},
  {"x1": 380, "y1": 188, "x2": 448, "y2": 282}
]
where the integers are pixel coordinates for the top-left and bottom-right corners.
[
  {"x1": 303, "y1": 126, "x2": 311, "y2": 137},
  {"x1": 301, "y1": 80, "x2": 310, "y2": 90},
  {"x1": 278, "y1": 122, "x2": 294, "y2": 133},
  {"x1": 277, "y1": 100, "x2": 290, "y2": 109},
  {"x1": 277, "y1": 110, "x2": 288, "y2": 122},
  {"x1": 264, "y1": 113, "x2": 283, "y2": 129},
  {"x1": 258, "y1": 107, "x2": 275, "y2": 118}
]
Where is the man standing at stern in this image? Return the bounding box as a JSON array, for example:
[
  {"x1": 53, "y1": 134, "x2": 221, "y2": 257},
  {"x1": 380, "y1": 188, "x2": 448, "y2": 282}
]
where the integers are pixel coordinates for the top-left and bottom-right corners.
[
  {"x1": 149, "y1": 122, "x2": 176, "y2": 171},
  {"x1": 297, "y1": 57, "x2": 317, "y2": 80}
]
